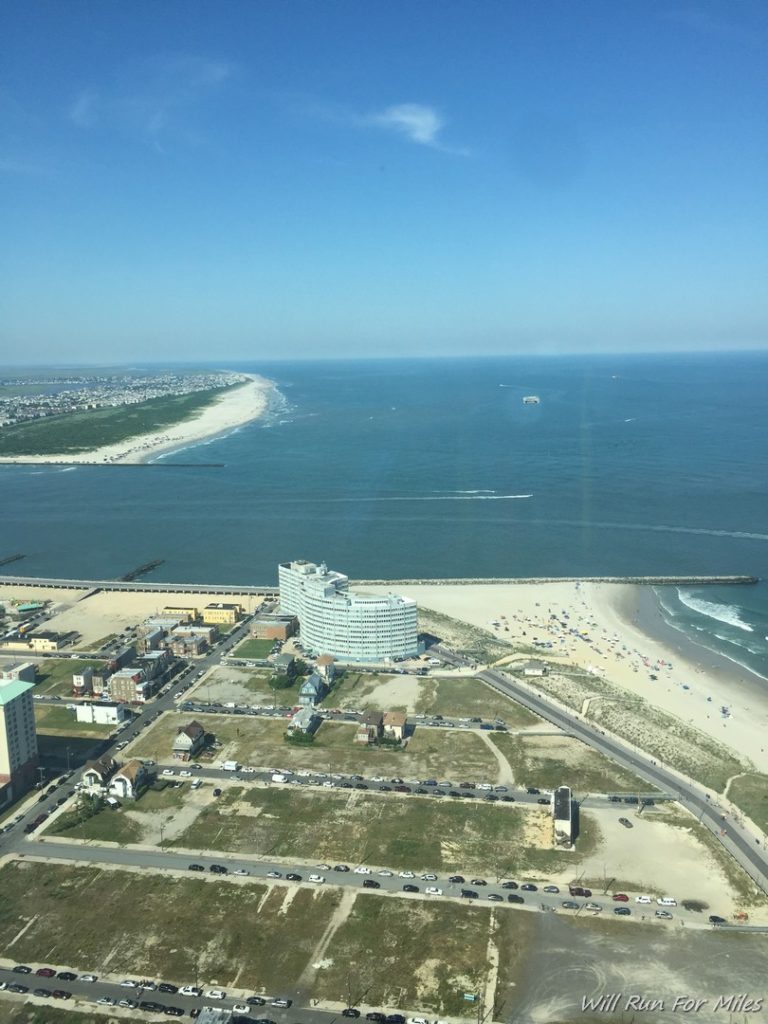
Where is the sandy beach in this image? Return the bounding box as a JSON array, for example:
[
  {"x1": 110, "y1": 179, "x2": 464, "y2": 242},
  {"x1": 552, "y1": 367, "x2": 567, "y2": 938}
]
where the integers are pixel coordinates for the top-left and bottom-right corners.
[
  {"x1": 0, "y1": 373, "x2": 275, "y2": 465},
  {"x1": 367, "y1": 581, "x2": 768, "y2": 774}
]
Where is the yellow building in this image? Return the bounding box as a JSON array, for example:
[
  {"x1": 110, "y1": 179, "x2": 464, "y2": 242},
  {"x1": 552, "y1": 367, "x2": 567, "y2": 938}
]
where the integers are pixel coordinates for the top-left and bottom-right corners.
[
  {"x1": 202, "y1": 602, "x2": 243, "y2": 625},
  {"x1": 162, "y1": 606, "x2": 200, "y2": 623}
]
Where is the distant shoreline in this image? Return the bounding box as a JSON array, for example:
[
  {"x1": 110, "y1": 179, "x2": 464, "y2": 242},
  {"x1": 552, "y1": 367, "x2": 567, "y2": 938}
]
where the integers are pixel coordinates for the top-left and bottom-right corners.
[{"x1": 0, "y1": 374, "x2": 275, "y2": 466}]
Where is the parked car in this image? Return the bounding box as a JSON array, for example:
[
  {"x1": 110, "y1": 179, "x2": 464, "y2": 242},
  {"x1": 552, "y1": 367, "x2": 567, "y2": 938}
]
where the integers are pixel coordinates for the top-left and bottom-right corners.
[{"x1": 614, "y1": 907, "x2": 631, "y2": 916}]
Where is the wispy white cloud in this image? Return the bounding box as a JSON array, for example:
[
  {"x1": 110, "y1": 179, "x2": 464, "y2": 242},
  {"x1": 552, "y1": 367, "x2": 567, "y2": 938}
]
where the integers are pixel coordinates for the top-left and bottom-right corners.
[
  {"x1": 371, "y1": 103, "x2": 445, "y2": 146},
  {"x1": 67, "y1": 54, "x2": 237, "y2": 146},
  {"x1": 367, "y1": 102, "x2": 468, "y2": 154}
]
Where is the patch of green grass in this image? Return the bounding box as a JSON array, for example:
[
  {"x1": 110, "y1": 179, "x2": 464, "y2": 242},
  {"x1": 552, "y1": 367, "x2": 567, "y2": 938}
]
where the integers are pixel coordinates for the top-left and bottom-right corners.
[
  {"x1": 46, "y1": 804, "x2": 141, "y2": 843},
  {"x1": 231, "y1": 637, "x2": 273, "y2": 659},
  {"x1": 489, "y1": 732, "x2": 651, "y2": 793},
  {"x1": 34, "y1": 704, "x2": 115, "y2": 737},
  {"x1": 313, "y1": 897, "x2": 498, "y2": 1015},
  {"x1": 0, "y1": 1003, "x2": 116, "y2": 1024},
  {"x1": 33, "y1": 658, "x2": 104, "y2": 696},
  {"x1": 0, "y1": 385, "x2": 236, "y2": 456},
  {"x1": 0, "y1": 861, "x2": 341, "y2": 991},
  {"x1": 416, "y1": 676, "x2": 540, "y2": 726},
  {"x1": 728, "y1": 773, "x2": 768, "y2": 833}
]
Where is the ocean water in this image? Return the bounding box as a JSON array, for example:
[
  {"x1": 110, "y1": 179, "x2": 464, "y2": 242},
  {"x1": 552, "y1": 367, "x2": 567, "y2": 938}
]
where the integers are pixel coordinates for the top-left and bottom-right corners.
[{"x1": 2, "y1": 352, "x2": 767, "y2": 677}]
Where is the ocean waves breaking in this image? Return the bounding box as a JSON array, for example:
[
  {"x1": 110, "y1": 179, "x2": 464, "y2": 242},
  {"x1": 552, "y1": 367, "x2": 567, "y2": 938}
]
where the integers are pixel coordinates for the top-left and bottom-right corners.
[{"x1": 677, "y1": 591, "x2": 755, "y2": 632}]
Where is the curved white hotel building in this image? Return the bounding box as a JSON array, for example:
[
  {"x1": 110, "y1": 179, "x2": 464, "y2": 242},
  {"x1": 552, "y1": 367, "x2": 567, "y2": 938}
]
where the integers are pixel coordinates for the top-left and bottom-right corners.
[{"x1": 278, "y1": 560, "x2": 420, "y2": 662}]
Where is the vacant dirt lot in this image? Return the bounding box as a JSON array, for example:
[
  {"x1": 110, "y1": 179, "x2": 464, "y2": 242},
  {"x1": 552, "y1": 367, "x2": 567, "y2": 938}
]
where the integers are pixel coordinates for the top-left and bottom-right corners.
[{"x1": 165, "y1": 784, "x2": 593, "y2": 878}]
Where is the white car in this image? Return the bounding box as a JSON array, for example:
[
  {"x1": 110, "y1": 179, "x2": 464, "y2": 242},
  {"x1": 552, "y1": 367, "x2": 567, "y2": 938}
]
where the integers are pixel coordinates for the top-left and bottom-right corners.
[
  {"x1": 425, "y1": 886, "x2": 443, "y2": 896},
  {"x1": 308, "y1": 874, "x2": 325, "y2": 883},
  {"x1": 322, "y1": 781, "x2": 334, "y2": 787},
  {"x1": 206, "y1": 989, "x2": 227, "y2": 999},
  {"x1": 179, "y1": 770, "x2": 192, "y2": 778},
  {"x1": 316, "y1": 863, "x2": 331, "y2": 870},
  {"x1": 399, "y1": 871, "x2": 415, "y2": 878},
  {"x1": 178, "y1": 985, "x2": 202, "y2": 997},
  {"x1": 421, "y1": 873, "x2": 438, "y2": 881},
  {"x1": 241, "y1": 767, "x2": 256, "y2": 774},
  {"x1": 97, "y1": 997, "x2": 116, "y2": 1005},
  {"x1": 476, "y1": 783, "x2": 493, "y2": 791},
  {"x1": 233, "y1": 869, "x2": 250, "y2": 876},
  {"x1": 267, "y1": 870, "x2": 282, "y2": 878},
  {"x1": 585, "y1": 902, "x2": 603, "y2": 912},
  {"x1": 233, "y1": 1005, "x2": 250, "y2": 1014},
  {"x1": 378, "y1": 869, "x2": 394, "y2": 877},
  {"x1": 657, "y1": 897, "x2": 677, "y2": 906},
  {"x1": 353, "y1": 866, "x2": 371, "y2": 874},
  {"x1": 80, "y1": 974, "x2": 98, "y2": 983},
  {"x1": 120, "y1": 980, "x2": 138, "y2": 987},
  {"x1": 635, "y1": 895, "x2": 652, "y2": 904},
  {"x1": 161, "y1": 769, "x2": 174, "y2": 777},
  {"x1": 409, "y1": 1018, "x2": 430, "y2": 1024}
]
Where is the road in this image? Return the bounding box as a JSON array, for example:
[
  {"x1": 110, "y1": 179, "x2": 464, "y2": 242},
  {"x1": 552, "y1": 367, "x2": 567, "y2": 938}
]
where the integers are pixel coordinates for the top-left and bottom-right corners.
[{"x1": 431, "y1": 646, "x2": 768, "y2": 894}]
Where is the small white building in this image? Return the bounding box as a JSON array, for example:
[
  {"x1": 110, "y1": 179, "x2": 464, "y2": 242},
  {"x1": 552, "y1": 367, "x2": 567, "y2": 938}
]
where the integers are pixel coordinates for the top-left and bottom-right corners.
[
  {"x1": 520, "y1": 659, "x2": 549, "y2": 677},
  {"x1": 75, "y1": 702, "x2": 130, "y2": 726},
  {"x1": 553, "y1": 785, "x2": 574, "y2": 846}
]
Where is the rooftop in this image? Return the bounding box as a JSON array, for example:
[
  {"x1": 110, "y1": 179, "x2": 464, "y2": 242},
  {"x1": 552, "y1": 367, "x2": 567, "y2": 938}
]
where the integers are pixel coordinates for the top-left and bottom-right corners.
[{"x1": 0, "y1": 679, "x2": 34, "y2": 705}]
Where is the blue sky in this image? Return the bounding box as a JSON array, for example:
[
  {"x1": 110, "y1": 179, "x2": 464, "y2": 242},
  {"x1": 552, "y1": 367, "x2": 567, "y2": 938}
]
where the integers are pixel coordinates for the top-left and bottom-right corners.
[{"x1": 1, "y1": 0, "x2": 766, "y2": 362}]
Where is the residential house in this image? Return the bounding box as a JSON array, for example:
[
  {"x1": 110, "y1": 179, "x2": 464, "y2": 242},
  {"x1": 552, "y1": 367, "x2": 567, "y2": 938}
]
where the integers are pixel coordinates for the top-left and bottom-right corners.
[
  {"x1": 108, "y1": 668, "x2": 146, "y2": 704},
  {"x1": 137, "y1": 626, "x2": 164, "y2": 653},
  {"x1": 287, "y1": 706, "x2": 320, "y2": 734},
  {"x1": 136, "y1": 649, "x2": 170, "y2": 680},
  {"x1": 383, "y1": 711, "x2": 407, "y2": 742},
  {"x1": 82, "y1": 755, "x2": 118, "y2": 790},
  {"x1": 168, "y1": 634, "x2": 207, "y2": 658},
  {"x1": 72, "y1": 665, "x2": 94, "y2": 696},
  {"x1": 0, "y1": 662, "x2": 37, "y2": 683},
  {"x1": 298, "y1": 672, "x2": 328, "y2": 708},
  {"x1": 109, "y1": 759, "x2": 149, "y2": 800},
  {"x1": 272, "y1": 653, "x2": 296, "y2": 677},
  {"x1": 354, "y1": 710, "x2": 384, "y2": 744},
  {"x1": 315, "y1": 654, "x2": 336, "y2": 682},
  {"x1": 173, "y1": 720, "x2": 206, "y2": 761}
]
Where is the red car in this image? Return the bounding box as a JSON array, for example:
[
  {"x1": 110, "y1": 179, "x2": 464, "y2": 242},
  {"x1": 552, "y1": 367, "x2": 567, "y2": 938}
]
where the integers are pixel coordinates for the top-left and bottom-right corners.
[
  {"x1": 612, "y1": 893, "x2": 629, "y2": 902},
  {"x1": 52, "y1": 990, "x2": 72, "y2": 999},
  {"x1": 36, "y1": 968, "x2": 56, "y2": 978}
]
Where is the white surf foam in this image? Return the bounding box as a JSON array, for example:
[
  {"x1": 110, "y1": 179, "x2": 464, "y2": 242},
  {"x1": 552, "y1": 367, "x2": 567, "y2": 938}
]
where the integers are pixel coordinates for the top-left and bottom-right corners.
[{"x1": 678, "y1": 591, "x2": 754, "y2": 633}]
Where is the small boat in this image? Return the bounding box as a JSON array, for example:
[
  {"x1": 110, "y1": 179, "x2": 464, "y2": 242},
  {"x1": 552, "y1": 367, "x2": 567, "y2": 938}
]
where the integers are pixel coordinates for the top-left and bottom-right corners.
[{"x1": 522, "y1": 395, "x2": 540, "y2": 405}]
